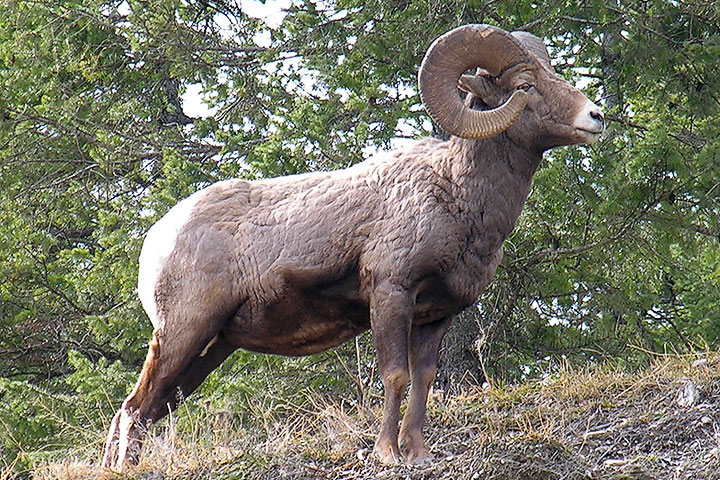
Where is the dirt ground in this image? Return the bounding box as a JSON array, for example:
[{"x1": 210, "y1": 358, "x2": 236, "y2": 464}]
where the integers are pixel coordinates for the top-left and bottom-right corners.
[
  {"x1": 238, "y1": 356, "x2": 720, "y2": 480},
  {"x1": 35, "y1": 354, "x2": 720, "y2": 480}
]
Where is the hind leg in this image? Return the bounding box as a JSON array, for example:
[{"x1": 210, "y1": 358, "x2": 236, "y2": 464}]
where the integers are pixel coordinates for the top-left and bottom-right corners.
[
  {"x1": 103, "y1": 332, "x2": 166, "y2": 470},
  {"x1": 102, "y1": 325, "x2": 235, "y2": 471},
  {"x1": 147, "y1": 333, "x2": 236, "y2": 422}
]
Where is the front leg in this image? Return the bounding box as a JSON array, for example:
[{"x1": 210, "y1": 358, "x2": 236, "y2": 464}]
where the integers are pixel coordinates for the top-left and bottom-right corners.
[
  {"x1": 370, "y1": 280, "x2": 413, "y2": 464},
  {"x1": 399, "y1": 317, "x2": 453, "y2": 464}
]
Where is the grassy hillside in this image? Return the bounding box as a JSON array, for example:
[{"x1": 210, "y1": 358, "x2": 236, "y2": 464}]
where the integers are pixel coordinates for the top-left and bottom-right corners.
[{"x1": 18, "y1": 353, "x2": 720, "y2": 480}]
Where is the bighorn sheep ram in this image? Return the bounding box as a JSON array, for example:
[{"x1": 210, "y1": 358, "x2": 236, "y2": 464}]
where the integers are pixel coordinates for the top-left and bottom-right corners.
[{"x1": 103, "y1": 24, "x2": 604, "y2": 469}]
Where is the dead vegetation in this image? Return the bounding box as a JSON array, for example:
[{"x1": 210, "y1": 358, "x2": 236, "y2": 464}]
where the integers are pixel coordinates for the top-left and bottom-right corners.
[{"x1": 30, "y1": 352, "x2": 720, "y2": 480}]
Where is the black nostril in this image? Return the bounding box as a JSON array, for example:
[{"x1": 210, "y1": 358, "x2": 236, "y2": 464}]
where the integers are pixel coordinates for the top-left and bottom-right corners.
[{"x1": 590, "y1": 110, "x2": 604, "y2": 124}]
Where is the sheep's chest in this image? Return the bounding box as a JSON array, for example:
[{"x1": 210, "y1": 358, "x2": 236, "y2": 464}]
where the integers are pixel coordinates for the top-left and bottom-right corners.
[
  {"x1": 406, "y1": 209, "x2": 507, "y2": 311},
  {"x1": 447, "y1": 245, "x2": 504, "y2": 305}
]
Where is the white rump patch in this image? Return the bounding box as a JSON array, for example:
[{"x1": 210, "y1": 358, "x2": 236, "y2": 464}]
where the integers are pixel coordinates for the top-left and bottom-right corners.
[{"x1": 137, "y1": 189, "x2": 206, "y2": 329}]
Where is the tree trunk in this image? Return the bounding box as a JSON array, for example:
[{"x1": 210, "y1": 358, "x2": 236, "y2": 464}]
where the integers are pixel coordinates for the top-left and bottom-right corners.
[{"x1": 436, "y1": 306, "x2": 486, "y2": 394}]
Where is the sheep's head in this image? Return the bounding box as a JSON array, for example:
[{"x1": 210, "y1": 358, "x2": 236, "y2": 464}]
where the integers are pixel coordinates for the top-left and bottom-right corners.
[{"x1": 419, "y1": 25, "x2": 604, "y2": 151}]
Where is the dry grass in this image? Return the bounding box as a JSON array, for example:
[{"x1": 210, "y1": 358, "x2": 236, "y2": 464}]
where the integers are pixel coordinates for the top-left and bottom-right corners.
[{"x1": 29, "y1": 352, "x2": 720, "y2": 480}]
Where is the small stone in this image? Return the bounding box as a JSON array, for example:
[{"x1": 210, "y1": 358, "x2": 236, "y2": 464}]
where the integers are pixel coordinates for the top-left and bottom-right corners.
[
  {"x1": 140, "y1": 471, "x2": 165, "y2": 480},
  {"x1": 356, "y1": 448, "x2": 369, "y2": 462},
  {"x1": 692, "y1": 358, "x2": 708, "y2": 368},
  {"x1": 701, "y1": 416, "x2": 712, "y2": 425},
  {"x1": 676, "y1": 380, "x2": 700, "y2": 407}
]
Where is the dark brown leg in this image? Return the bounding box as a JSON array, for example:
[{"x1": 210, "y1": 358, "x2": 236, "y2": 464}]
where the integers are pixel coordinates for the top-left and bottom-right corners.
[
  {"x1": 102, "y1": 331, "x2": 236, "y2": 471},
  {"x1": 147, "y1": 334, "x2": 236, "y2": 422},
  {"x1": 370, "y1": 281, "x2": 413, "y2": 465},
  {"x1": 102, "y1": 332, "x2": 165, "y2": 470},
  {"x1": 399, "y1": 317, "x2": 452, "y2": 464},
  {"x1": 102, "y1": 290, "x2": 239, "y2": 472}
]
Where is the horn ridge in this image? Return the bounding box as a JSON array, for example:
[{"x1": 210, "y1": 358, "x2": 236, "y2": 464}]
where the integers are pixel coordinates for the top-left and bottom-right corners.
[{"x1": 418, "y1": 24, "x2": 533, "y2": 139}]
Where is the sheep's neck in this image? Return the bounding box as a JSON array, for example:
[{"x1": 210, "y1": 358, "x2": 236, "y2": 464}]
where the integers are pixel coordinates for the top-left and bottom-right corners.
[
  {"x1": 447, "y1": 134, "x2": 541, "y2": 180},
  {"x1": 443, "y1": 135, "x2": 543, "y2": 247}
]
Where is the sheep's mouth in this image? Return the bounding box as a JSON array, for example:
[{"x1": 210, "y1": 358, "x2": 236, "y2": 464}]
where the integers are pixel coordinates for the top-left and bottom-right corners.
[
  {"x1": 575, "y1": 127, "x2": 603, "y2": 145},
  {"x1": 576, "y1": 127, "x2": 603, "y2": 135}
]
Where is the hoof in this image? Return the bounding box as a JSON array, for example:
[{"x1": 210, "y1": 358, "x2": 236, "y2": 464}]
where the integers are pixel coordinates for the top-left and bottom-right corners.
[
  {"x1": 102, "y1": 410, "x2": 122, "y2": 469},
  {"x1": 356, "y1": 448, "x2": 370, "y2": 462},
  {"x1": 102, "y1": 406, "x2": 143, "y2": 472},
  {"x1": 404, "y1": 447, "x2": 434, "y2": 465},
  {"x1": 373, "y1": 443, "x2": 402, "y2": 465}
]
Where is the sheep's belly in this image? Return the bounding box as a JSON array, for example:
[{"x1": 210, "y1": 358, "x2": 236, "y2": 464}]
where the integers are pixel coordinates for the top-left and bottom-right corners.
[
  {"x1": 224, "y1": 273, "x2": 467, "y2": 357},
  {"x1": 225, "y1": 289, "x2": 371, "y2": 356}
]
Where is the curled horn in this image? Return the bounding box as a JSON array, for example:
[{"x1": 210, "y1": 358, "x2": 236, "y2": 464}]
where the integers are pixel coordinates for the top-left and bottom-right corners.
[{"x1": 418, "y1": 24, "x2": 534, "y2": 139}]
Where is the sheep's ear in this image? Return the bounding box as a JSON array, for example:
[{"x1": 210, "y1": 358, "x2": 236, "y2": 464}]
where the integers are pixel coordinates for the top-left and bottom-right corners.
[
  {"x1": 458, "y1": 74, "x2": 499, "y2": 100},
  {"x1": 511, "y1": 31, "x2": 554, "y2": 72}
]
